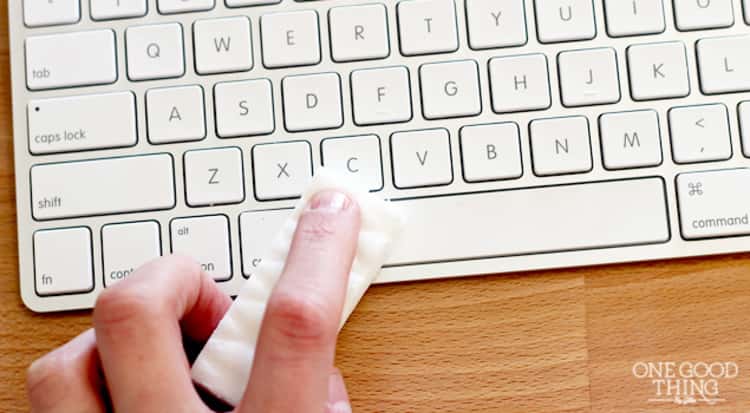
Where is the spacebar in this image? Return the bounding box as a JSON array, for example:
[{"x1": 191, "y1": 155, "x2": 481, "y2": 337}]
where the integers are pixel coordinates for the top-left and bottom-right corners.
[{"x1": 386, "y1": 178, "x2": 670, "y2": 265}]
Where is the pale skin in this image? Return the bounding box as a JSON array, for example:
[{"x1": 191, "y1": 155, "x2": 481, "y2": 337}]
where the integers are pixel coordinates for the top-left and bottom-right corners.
[{"x1": 27, "y1": 190, "x2": 361, "y2": 413}]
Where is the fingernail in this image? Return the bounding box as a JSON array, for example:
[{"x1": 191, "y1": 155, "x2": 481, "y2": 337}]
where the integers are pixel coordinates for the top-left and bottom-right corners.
[
  {"x1": 309, "y1": 190, "x2": 350, "y2": 213},
  {"x1": 327, "y1": 369, "x2": 352, "y2": 413}
]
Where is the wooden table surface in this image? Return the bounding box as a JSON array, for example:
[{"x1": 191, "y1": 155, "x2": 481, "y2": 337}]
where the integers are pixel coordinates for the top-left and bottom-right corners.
[{"x1": 1, "y1": 7, "x2": 749, "y2": 413}]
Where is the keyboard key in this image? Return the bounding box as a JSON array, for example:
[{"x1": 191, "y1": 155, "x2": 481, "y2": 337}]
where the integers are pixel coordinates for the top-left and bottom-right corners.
[
  {"x1": 102, "y1": 221, "x2": 161, "y2": 287},
  {"x1": 385, "y1": 178, "x2": 669, "y2": 266},
  {"x1": 604, "y1": 0, "x2": 665, "y2": 36},
  {"x1": 534, "y1": 0, "x2": 596, "y2": 43},
  {"x1": 158, "y1": 0, "x2": 214, "y2": 14},
  {"x1": 34, "y1": 228, "x2": 93, "y2": 296},
  {"x1": 627, "y1": 41, "x2": 690, "y2": 101},
  {"x1": 420, "y1": 60, "x2": 481, "y2": 119},
  {"x1": 489, "y1": 54, "x2": 551, "y2": 113},
  {"x1": 28, "y1": 91, "x2": 136, "y2": 155},
  {"x1": 26, "y1": 30, "x2": 117, "y2": 90},
  {"x1": 147, "y1": 85, "x2": 206, "y2": 144},
  {"x1": 530, "y1": 116, "x2": 592, "y2": 176},
  {"x1": 329, "y1": 4, "x2": 390, "y2": 62},
  {"x1": 239, "y1": 209, "x2": 288, "y2": 278},
  {"x1": 282, "y1": 73, "x2": 343, "y2": 131},
  {"x1": 745, "y1": 0, "x2": 750, "y2": 24},
  {"x1": 677, "y1": 169, "x2": 750, "y2": 239},
  {"x1": 31, "y1": 154, "x2": 175, "y2": 220},
  {"x1": 194, "y1": 17, "x2": 253, "y2": 75},
  {"x1": 261, "y1": 10, "x2": 321, "y2": 68},
  {"x1": 740, "y1": 101, "x2": 750, "y2": 157},
  {"x1": 171, "y1": 215, "x2": 232, "y2": 281},
  {"x1": 214, "y1": 79, "x2": 275, "y2": 138},
  {"x1": 696, "y1": 35, "x2": 750, "y2": 94},
  {"x1": 391, "y1": 129, "x2": 453, "y2": 188},
  {"x1": 599, "y1": 110, "x2": 663, "y2": 170},
  {"x1": 669, "y1": 104, "x2": 732, "y2": 164},
  {"x1": 460, "y1": 123, "x2": 523, "y2": 182},
  {"x1": 126, "y1": 23, "x2": 185, "y2": 81},
  {"x1": 397, "y1": 0, "x2": 459, "y2": 56},
  {"x1": 184, "y1": 147, "x2": 245, "y2": 206},
  {"x1": 465, "y1": 0, "x2": 527, "y2": 49},
  {"x1": 252, "y1": 141, "x2": 313, "y2": 200},
  {"x1": 674, "y1": 0, "x2": 734, "y2": 31},
  {"x1": 351, "y1": 66, "x2": 412, "y2": 125},
  {"x1": 227, "y1": 0, "x2": 280, "y2": 6},
  {"x1": 91, "y1": 0, "x2": 147, "y2": 20},
  {"x1": 558, "y1": 48, "x2": 620, "y2": 107},
  {"x1": 24, "y1": 0, "x2": 80, "y2": 27},
  {"x1": 321, "y1": 135, "x2": 384, "y2": 191}
]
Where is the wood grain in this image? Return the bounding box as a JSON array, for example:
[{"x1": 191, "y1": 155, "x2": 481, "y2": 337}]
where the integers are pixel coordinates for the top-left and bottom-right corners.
[{"x1": 0, "y1": 8, "x2": 748, "y2": 412}]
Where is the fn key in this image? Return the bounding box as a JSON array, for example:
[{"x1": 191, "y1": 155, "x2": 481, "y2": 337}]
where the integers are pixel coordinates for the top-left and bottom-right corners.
[{"x1": 34, "y1": 227, "x2": 93, "y2": 296}]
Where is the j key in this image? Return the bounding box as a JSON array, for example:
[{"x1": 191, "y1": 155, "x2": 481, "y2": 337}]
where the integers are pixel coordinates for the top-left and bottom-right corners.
[{"x1": 558, "y1": 48, "x2": 620, "y2": 107}]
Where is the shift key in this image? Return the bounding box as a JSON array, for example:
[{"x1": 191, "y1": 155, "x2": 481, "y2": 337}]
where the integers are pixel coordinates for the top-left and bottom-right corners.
[
  {"x1": 28, "y1": 92, "x2": 137, "y2": 154},
  {"x1": 32, "y1": 154, "x2": 176, "y2": 220},
  {"x1": 677, "y1": 168, "x2": 750, "y2": 239}
]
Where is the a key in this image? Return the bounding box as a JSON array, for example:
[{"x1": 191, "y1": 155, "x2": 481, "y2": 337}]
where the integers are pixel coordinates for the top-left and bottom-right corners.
[
  {"x1": 627, "y1": 41, "x2": 690, "y2": 101},
  {"x1": 321, "y1": 135, "x2": 384, "y2": 191},
  {"x1": 261, "y1": 10, "x2": 321, "y2": 68},
  {"x1": 90, "y1": 0, "x2": 147, "y2": 20},
  {"x1": 147, "y1": 85, "x2": 206, "y2": 144},
  {"x1": 282, "y1": 73, "x2": 343, "y2": 132},
  {"x1": 184, "y1": 147, "x2": 245, "y2": 206},
  {"x1": 252, "y1": 141, "x2": 313, "y2": 200},
  {"x1": 34, "y1": 227, "x2": 93, "y2": 296},
  {"x1": 558, "y1": 48, "x2": 620, "y2": 107},
  {"x1": 674, "y1": 0, "x2": 734, "y2": 31},
  {"x1": 669, "y1": 104, "x2": 732, "y2": 164},
  {"x1": 351, "y1": 66, "x2": 412, "y2": 125},
  {"x1": 676, "y1": 169, "x2": 750, "y2": 239},
  {"x1": 489, "y1": 54, "x2": 551, "y2": 113},
  {"x1": 391, "y1": 128, "x2": 453, "y2": 188},
  {"x1": 740, "y1": 101, "x2": 750, "y2": 157},
  {"x1": 214, "y1": 79, "x2": 275, "y2": 138},
  {"x1": 102, "y1": 221, "x2": 161, "y2": 287},
  {"x1": 397, "y1": 0, "x2": 459, "y2": 56},
  {"x1": 696, "y1": 35, "x2": 750, "y2": 94},
  {"x1": 530, "y1": 116, "x2": 592, "y2": 176},
  {"x1": 239, "y1": 209, "x2": 289, "y2": 278},
  {"x1": 194, "y1": 17, "x2": 253, "y2": 75},
  {"x1": 384, "y1": 178, "x2": 668, "y2": 267},
  {"x1": 460, "y1": 122, "x2": 523, "y2": 182},
  {"x1": 603, "y1": 0, "x2": 665, "y2": 37},
  {"x1": 329, "y1": 4, "x2": 390, "y2": 62},
  {"x1": 31, "y1": 154, "x2": 175, "y2": 220},
  {"x1": 420, "y1": 60, "x2": 482, "y2": 119},
  {"x1": 27, "y1": 92, "x2": 136, "y2": 155},
  {"x1": 534, "y1": 0, "x2": 596, "y2": 43},
  {"x1": 171, "y1": 216, "x2": 232, "y2": 281},
  {"x1": 24, "y1": 0, "x2": 80, "y2": 27},
  {"x1": 227, "y1": 0, "x2": 281, "y2": 6},
  {"x1": 126, "y1": 23, "x2": 185, "y2": 81},
  {"x1": 26, "y1": 30, "x2": 117, "y2": 90},
  {"x1": 158, "y1": 0, "x2": 215, "y2": 14},
  {"x1": 599, "y1": 110, "x2": 663, "y2": 170},
  {"x1": 465, "y1": 0, "x2": 527, "y2": 49}
]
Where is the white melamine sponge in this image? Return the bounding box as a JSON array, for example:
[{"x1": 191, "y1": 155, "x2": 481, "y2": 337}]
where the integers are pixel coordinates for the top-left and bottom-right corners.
[{"x1": 191, "y1": 168, "x2": 404, "y2": 406}]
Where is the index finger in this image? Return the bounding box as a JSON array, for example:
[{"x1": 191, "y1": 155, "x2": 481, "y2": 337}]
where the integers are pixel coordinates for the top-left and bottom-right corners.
[{"x1": 93, "y1": 255, "x2": 231, "y2": 412}]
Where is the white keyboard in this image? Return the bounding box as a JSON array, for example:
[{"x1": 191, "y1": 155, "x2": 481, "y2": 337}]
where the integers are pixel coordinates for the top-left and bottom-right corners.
[{"x1": 9, "y1": 0, "x2": 750, "y2": 313}]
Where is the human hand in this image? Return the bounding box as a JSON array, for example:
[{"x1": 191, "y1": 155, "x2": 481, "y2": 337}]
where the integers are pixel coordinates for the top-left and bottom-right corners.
[{"x1": 27, "y1": 190, "x2": 361, "y2": 413}]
